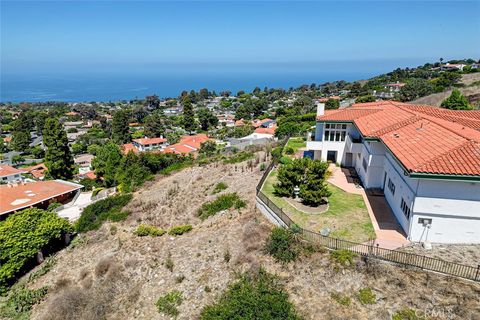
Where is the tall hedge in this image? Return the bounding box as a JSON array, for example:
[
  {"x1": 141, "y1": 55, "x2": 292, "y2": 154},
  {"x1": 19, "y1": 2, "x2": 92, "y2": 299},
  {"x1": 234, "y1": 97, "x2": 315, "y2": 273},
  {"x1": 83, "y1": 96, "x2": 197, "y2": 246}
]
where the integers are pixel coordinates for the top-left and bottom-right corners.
[{"x1": 0, "y1": 208, "x2": 72, "y2": 293}]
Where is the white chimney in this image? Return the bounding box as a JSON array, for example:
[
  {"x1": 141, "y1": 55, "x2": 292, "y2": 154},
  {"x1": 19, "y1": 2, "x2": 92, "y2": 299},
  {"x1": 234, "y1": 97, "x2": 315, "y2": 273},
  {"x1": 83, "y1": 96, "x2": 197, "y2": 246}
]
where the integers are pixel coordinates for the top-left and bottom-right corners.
[{"x1": 316, "y1": 102, "x2": 325, "y2": 117}]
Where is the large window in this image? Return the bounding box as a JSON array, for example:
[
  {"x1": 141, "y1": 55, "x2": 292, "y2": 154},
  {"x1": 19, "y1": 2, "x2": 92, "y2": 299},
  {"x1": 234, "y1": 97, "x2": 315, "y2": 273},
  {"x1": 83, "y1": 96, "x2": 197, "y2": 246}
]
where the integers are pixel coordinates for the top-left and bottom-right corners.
[
  {"x1": 400, "y1": 198, "x2": 411, "y2": 219},
  {"x1": 324, "y1": 123, "x2": 347, "y2": 142},
  {"x1": 387, "y1": 178, "x2": 395, "y2": 195}
]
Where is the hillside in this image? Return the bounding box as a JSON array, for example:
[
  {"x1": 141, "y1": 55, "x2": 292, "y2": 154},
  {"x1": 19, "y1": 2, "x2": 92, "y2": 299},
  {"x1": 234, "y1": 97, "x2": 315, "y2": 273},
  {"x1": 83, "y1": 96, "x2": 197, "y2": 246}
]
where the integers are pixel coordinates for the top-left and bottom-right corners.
[
  {"x1": 11, "y1": 157, "x2": 480, "y2": 320},
  {"x1": 411, "y1": 73, "x2": 480, "y2": 107}
]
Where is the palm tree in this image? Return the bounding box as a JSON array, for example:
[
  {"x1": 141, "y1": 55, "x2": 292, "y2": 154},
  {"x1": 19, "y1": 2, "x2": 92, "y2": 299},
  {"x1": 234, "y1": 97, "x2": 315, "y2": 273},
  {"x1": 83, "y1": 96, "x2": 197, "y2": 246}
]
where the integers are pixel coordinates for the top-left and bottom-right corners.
[{"x1": 439, "y1": 57, "x2": 444, "y2": 66}]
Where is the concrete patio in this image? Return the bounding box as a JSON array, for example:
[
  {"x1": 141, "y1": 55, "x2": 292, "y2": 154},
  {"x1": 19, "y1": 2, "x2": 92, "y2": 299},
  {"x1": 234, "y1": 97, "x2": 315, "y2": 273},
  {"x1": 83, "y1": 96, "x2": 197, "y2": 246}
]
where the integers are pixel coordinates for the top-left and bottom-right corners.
[{"x1": 328, "y1": 165, "x2": 410, "y2": 250}]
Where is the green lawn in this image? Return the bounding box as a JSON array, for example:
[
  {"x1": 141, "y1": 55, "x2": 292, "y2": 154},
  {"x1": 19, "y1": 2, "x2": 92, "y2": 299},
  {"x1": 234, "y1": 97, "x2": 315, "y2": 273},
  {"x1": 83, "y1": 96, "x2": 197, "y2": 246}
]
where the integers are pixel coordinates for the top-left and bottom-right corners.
[
  {"x1": 261, "y1": 168, "x2": 375, "y2": 243},
  {"x1": 284, "y1": 137, "x2": 306, "y2": 157}
]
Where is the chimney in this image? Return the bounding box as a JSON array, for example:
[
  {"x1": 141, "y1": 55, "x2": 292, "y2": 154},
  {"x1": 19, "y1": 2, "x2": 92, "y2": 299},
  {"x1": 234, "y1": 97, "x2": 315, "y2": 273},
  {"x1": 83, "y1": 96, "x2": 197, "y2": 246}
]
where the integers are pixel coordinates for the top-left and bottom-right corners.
[{"x1": 316, "y1": 102, "x2": 325, "y2": 117}]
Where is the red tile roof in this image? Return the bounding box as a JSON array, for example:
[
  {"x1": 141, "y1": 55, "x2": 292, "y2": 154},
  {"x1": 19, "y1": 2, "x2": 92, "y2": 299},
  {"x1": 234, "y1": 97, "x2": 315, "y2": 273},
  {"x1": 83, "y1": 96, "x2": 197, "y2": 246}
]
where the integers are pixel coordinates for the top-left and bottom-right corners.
[
  {"x1": 254, "y1": 125, "x2": 277, "y2": 135},
  {"x1": 23, "y1": 163, "x2": 47, "y2": 179},
  {"x1": 0, "y1": 165, "x2": 26, "y2": 178},
  {"x1": 133, "y1": 137, "x2": 167, "y2": 145},
  {"x1": 162, "y1": 134, "x2": 211, "y2": 155},
  {"x1": 317, "y1": 101, "x2": 480, "y2": 176},
  {"x1": 0, "y1": 180, "x2": 83, "y2": 215},
  {"x1": 122, "y1": 143, "x2": 139, "y2": 154}
]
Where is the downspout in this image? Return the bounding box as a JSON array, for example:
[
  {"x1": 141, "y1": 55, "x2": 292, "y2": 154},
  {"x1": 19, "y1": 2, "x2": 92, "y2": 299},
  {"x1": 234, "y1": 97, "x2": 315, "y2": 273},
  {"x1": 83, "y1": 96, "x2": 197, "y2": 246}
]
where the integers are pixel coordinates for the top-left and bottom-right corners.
[{"x1": 407, "y1": 178, "x2": 420, "y2": 242}]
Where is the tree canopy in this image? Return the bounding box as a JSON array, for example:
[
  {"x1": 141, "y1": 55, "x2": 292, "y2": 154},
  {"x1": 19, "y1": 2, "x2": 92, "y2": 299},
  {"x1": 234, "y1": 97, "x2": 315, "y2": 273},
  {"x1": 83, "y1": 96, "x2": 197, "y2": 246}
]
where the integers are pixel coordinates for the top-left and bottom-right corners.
[
  {"x1": 43, "y1": 118, "x2": 75, "y2": 180},
  {"x1": 112, "y1": 110, "x2": 131, "y2": 144},
  {"x1": 441, "y1": 89, "x2": 472, "y2": 110}
]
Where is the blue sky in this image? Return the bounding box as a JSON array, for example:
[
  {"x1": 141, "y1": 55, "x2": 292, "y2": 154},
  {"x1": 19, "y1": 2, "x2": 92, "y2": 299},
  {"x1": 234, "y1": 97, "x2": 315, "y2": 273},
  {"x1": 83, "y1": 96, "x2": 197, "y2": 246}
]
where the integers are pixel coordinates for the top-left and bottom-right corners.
[{"x1": 1, "y1": 0, "x2": 479, "y2": 75}]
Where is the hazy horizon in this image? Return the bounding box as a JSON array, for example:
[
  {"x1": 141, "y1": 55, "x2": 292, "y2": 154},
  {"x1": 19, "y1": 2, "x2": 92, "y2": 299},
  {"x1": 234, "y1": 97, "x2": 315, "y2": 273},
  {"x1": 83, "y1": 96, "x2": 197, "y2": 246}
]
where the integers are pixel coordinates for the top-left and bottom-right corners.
[{"x1": 1, "y1": 0, "x2": 479, "y2": 102}]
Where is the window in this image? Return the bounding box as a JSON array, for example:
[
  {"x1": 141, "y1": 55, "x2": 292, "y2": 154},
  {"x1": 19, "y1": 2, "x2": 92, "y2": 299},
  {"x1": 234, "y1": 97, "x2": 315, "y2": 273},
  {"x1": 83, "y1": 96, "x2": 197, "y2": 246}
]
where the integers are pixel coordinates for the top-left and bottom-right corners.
[
  {"x1": 323, "y1": 123, "x2": 347, "y2": 142},
  {"x1": 400, "y1": 198, "x2": 411, "y2": 219},
  {"x1": 362, "y1": 157, "x2": 368, "y2": 172},
  {"x1": 387, "y1": 178, "x2": 395, "y2": 195}
]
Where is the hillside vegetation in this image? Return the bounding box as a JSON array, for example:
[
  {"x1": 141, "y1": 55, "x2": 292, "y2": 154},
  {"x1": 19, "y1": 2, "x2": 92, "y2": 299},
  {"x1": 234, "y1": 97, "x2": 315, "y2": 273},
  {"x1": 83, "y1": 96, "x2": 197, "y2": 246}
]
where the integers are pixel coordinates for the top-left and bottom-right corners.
[
  {"x1": 412, "y1": 73, "x2": 480, "y2": 107},
  {"x1": 4, "y1": 154, "x2": 479, "y2": 320}
]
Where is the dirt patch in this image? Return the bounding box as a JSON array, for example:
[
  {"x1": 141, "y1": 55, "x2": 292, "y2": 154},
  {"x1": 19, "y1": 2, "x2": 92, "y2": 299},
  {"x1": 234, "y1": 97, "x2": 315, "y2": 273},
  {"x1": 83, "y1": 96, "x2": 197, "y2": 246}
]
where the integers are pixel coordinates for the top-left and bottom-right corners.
[
  {"x1": 401, "y1": 243, "x2": 480, "y2": 267},
  {"x1": 23, "y1": 154, "x2": 480, "y2": 320},
  {"x1": 284, "y1": 197, "x2": 328, "y2": 214}
]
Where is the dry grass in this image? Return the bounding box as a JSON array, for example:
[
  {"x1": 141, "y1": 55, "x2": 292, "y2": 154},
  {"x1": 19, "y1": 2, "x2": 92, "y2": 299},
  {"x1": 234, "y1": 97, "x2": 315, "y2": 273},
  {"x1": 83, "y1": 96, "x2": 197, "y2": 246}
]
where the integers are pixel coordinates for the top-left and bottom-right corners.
[{"x1": 18, "y1": 152, "x2": 480, "y2": 320}]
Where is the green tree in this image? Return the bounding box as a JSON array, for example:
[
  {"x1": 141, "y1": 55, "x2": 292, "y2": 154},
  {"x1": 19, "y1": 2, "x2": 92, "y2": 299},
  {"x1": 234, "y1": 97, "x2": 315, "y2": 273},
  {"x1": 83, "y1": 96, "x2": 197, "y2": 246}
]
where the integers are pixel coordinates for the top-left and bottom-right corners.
[
  {"x1": 325, "y1": 98, "x2": 340, "y2": 110},
  {"x1": 441, "y1": 89, "x2": 472, "y2": 110},
  {"x1": 274, "y1": 158, "x2": 330, "y2": 206},
  {"x1": 197, "y1": 108, "x2": 219, "y2": 131},
  {"x1": 144, "y1": 113, "x2": 165, "y2": 138},
  {"x1": 115, "y1": 151, "x2": 151, "y2": 192},
  {"x1": 0, "y1": 208, "x2": 72, "y2": 293},
  {"x1": 91, "y1": 142, "x2": 123, "y2": 187},
  {"x1": 355, "y1": 95, "x2": 376, "y2": 103},
  {"x1": 43, "y1": 118, "x2": 75, "y2": 180},
  {"x1": 144, "y1": 95, "x2": 161, "y2": 110},
  {"x1": 35, "y1": 112, "x2": 47, "y2": 135},
  {"x1": 11, "y1": 130, "x2": 30, "y2": 151},
  {"x1": 182, "y1": 100, "x2": 196, "y2": 133},
  {"x1": 112, "y1": 110, "x2": 131, "y2": 144},
  {"x1": 399, "y1": 79, "x2": 433, "y2": 102},
  {"x1": 199, "y1": 140, "x2": 217, "y2": 156}
]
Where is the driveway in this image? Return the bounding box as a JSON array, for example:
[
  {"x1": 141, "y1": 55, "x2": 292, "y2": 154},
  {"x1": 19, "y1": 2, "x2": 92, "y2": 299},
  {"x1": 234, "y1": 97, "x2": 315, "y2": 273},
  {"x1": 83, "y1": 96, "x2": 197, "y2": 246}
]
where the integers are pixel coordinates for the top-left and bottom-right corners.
[{"x1": 57, "y1": 191, "x2": 93, "y2": 221}]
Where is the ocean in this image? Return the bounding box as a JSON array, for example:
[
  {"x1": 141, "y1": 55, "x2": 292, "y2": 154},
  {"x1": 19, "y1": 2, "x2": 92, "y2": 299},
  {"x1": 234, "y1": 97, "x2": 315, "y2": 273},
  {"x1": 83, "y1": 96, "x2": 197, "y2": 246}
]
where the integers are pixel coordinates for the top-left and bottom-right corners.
[{"x1": 0, "y1": 61, "x2": 413, "y2": 102}]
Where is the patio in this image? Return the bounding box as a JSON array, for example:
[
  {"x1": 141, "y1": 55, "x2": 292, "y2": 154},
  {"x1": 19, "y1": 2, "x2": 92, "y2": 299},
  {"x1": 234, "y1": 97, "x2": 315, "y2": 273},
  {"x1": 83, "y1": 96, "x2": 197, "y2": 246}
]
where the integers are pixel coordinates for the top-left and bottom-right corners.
[{"x1": 327, "y1": 165, "x2": 410, "y2": 250}]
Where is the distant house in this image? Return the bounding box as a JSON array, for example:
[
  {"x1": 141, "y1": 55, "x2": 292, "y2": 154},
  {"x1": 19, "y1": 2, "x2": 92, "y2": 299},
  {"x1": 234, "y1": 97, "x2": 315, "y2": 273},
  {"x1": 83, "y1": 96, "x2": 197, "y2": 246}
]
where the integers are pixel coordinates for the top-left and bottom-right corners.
[
  {"x1": 240, "y1": 125, "x2": 277, "y2": 141},
  {"x1": 442, "y1": 63, "x2": 466, "y2": 71},
  {"x1": 318, "y1": 96, "x2": 341, "y2": 103},
  {"x1": 0, "y1": 165, "x2": 25, "y2": 183},
  {"x1": 23, "y1": 163, "x2": 48, "y2": 180},
  {"x1": 163, "y1": 134, "x2": 211, "y2": 155},
  {"x1": 252, "y1": 118, "x2": 276, "y2": 128},
  {"x1": 385, "y1": 81, "x2": 405, "y2": 92},
  {"x1": 132, "y1": 137, "x2": 168, "y2": 152},
  {"x1": 74, "y1": 154, "x2": 94, "y2": 174},
  {"x1": 0, "y1": 180, "x2": 83, "y2": 217},
  {"x1": 65, "y1": 111, "x2": 80, "y2": 117}
]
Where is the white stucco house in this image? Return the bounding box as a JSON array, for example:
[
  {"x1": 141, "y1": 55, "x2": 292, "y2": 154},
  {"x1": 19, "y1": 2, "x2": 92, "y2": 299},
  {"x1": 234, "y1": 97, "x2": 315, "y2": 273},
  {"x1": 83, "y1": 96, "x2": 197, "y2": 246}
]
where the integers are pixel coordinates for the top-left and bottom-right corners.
[
  {"x1": 132, "y1": 137, "x2": 169, "y2": 152},
  {"x1": 307, "y1": 100, "x2": 480, "y2": 244},
  {"x1": 0, "y1": 165, "x2": 25, "y2": 183}
]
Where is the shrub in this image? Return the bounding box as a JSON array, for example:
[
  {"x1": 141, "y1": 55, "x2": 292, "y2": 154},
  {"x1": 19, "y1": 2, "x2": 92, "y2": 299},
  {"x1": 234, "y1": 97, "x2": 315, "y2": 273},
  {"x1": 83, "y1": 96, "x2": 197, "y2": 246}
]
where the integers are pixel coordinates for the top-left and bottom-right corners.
[
  {"x1": 284, "y1": 147, "x2": 295, "y2": 155},
  {"x1": 164, "y1": 252, "x2": 174, "y2": 272},
  {"x1": 279, "y1": 156, "x2": 292, "y2": 165},
  {"x1": 392, "y1": 308, "x2": 427, "y2": 320},
  {"x1": 134, "y1": 225, "x2": 165, "y2": 237},
  {"x1": 330, "y1": 292, "x2": 351, "y2": 306},
  {"x1": 330, "y1": 249, "x2": 357, "y2": 267},
  {"x1": 197, "y1": 193, "x2": 246, "y2": 220},
  {"x1": 265, "y1": 227, "x2": 297, "y2": 263},
  {"x1": 168, "y1": 225, "x2": 192, "y2": 236},
  {"x1": 212, "y1": 182, "x2": 228, "y2": 194},
  {"x1": 223, "y1": 250, "x2": 231, "y2": 263},
  {"x1": 223, "y1": 151, "x2": 254, "y2": 164},
  {"x1": 357, "y1": 288, "x2": 376, "y2": 305},
  {"x1": 0, "y1": 286, "x2": 48, "y2": 317},
  {"x1": 75, "y1": 194, "x2": 132, "y2": 233},
  {"x1": 259, "y1": 163, "x2": 266, "y2": 171},
  {"x1": 200, "y1": 269, "x2": 302, "y2": 320},
  {"x1": 156, "y1": 290, "x2": 183, "y2": 317},
  {"x1": 47, "y1": 202, "x2": 62, "y2": 211},
  {"x1": 0, "y1": 208, "x2": 72, "y2": 293},
  {"x1": 271, "y1": 146, "x2": 283, "y2": 161}
]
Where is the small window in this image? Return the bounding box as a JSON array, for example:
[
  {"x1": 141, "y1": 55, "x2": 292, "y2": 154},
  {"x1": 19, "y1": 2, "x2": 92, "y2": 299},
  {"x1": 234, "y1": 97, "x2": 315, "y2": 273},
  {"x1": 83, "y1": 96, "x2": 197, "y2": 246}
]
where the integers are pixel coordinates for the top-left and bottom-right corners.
[
  {"x1": 324, "y1": 130, "x2": 329, "y2": 140},
  {"x1": 342, "y1": 124, "x2": 347, "y2": 129},
  {"x1": 341, "y1": 131, "x2": 346, "y2": 141},
  {"x1": 362, "y1": 157, "x2": 368, "y2": 172},
  {"x1": 335, "y1": 132, "x2": 341, "y2": 141},
  {"x1": 400, "y1": 198, "x2": 411, "y2": 219},
  {"x1": 387, "y1": 178, "x2": 395, "y2": 195},
  {"x1": 325, "y1": 124, "x2": 331, "y2": 129}
]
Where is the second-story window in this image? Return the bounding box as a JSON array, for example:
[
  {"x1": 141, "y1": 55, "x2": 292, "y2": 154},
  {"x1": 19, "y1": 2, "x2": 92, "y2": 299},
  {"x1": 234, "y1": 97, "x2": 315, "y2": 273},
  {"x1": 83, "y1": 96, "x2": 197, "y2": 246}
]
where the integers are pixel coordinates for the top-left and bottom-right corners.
[
  {"x1": 388, "y1": 178, "x2": 396, "y2": 195},
  {"x1": 324, "y1": 123, "x2": 347, "y2": 142}
]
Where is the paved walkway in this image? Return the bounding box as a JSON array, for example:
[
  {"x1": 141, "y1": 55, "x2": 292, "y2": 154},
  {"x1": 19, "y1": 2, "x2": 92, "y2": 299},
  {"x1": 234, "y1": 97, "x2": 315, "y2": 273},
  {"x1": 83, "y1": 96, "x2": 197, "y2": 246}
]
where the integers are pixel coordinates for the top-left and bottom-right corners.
[
  {"x1": 57, "y1": 191, "x2": 93, "y2": 221},
  {"x1": 328, "y1": 165, "x2": 410, "y2": 250}
]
